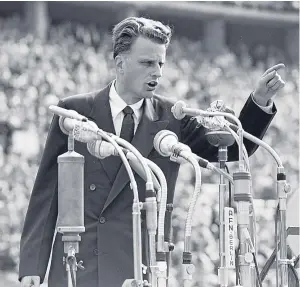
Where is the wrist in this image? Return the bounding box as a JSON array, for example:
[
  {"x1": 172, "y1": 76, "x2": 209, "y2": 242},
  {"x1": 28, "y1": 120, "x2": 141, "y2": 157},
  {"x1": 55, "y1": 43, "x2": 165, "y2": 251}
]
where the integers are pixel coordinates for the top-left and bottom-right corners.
[{"x1": 252, "y1": 91, "x2": 268, "y2": 106}]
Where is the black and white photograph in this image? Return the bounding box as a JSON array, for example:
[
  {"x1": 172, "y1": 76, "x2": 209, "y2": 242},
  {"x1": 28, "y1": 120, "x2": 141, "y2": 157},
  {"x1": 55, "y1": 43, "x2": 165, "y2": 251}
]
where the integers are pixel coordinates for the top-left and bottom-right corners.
[{"x1": 0, "y1": 1, "x2": 299, "y2": 287}]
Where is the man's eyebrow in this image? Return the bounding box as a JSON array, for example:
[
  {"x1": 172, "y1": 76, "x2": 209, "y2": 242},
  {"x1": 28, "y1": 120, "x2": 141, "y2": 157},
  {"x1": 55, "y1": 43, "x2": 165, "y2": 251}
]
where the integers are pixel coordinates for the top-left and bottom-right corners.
[
  {"x1": 138, "y1": 57, "x2": 155, "y2": 61},
  {"x1": 138, "y1": 57, "x2": 165, "y2": 63}
]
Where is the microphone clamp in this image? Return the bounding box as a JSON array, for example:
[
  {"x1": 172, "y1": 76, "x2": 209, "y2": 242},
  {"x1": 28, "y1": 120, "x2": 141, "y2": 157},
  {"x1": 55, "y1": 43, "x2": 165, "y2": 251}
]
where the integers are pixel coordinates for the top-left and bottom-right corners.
[{"x1": 170, "y1": 143, "x2": 191, "y2": 163}]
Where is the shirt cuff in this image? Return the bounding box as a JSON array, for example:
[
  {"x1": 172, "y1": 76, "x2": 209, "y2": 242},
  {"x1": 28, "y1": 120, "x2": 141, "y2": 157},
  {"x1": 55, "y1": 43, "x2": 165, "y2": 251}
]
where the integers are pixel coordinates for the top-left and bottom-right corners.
[{"x1": 251, "y1": 93, "x2": 273, "y2": 114}]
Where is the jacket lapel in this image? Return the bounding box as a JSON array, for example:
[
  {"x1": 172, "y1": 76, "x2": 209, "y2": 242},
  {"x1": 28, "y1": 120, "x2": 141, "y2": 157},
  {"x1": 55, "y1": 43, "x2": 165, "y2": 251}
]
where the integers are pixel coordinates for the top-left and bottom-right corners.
[
  {"x1": 87, "y1": 82, "x2": 122, "y2": 184},
  {"x1": 102, "y1": 98, "x2": 169, "y2": 212}
]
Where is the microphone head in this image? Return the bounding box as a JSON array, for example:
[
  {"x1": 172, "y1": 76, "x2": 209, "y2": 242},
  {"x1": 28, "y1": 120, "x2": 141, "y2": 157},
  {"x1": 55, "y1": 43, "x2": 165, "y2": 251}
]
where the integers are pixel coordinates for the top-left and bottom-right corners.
[
  {"x1": 73, "y1": 121, "x2": 100, "y2": 143},
  {"x1": 153, "y1": 130, "x2": 178, "y2": 157},
  {"x1": 205, "y1": 130, "x2": 235, "y2": 147},
  {"x1": 58, "y1": 116, "x2": 72, "y2": 135},
  {"x1": 87, "y1": 140, "x2": 101, "y2": 159},
  {"x1": 49, "y1": 105, "x2": 87, "y2": 121},
  {"x1": 87, "y1": 140, "x2": 106, "y2": 159},
  {"x1": 171, "y1": 101, "x2": 187, "y2": 120},
  {"x1": 87, "y1": 140, "x2": 120, "y2": 159}
]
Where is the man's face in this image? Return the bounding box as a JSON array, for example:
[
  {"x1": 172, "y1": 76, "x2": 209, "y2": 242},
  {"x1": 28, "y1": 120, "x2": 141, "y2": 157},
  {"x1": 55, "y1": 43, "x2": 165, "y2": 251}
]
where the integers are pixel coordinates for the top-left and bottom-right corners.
[{"x1": 120, "y1": 36, "x2": 166, "y2": 100}]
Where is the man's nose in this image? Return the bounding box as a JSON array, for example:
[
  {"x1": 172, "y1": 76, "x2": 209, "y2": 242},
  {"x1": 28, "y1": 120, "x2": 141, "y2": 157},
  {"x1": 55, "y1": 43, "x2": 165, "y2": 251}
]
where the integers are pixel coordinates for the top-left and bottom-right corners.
[{"x1": 152, "y1": 65, "x2": 162, "y2": 78}]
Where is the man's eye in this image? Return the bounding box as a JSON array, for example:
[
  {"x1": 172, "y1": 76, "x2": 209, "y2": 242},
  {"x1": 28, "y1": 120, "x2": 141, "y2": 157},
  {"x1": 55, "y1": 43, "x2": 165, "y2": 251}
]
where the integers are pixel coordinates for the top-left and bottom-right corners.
[{"x1": 141, "y1": 61, "x2": 152, "y2": 66}]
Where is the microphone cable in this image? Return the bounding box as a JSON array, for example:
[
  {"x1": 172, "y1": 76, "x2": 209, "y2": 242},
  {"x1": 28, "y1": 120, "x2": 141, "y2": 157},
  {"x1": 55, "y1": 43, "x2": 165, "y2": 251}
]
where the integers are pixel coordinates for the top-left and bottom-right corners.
[
  {"x1": 252, "y1": 251, "x2": 263, "y2": 287},
  {"x1": 225, "y1": 162, "x2": 241, "y2": 287},
  {"x1": 289, "y1": 260, "x2": 300, "y2": 287},
  {"x1": 224, "y1": 164, "x2": 232, "y2": 208}
]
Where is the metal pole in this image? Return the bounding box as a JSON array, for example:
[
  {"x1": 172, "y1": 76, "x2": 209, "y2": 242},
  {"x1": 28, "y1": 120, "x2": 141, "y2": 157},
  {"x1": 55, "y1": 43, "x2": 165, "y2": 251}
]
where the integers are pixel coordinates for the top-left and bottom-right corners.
[
  {"x1": 277, "y1": 167, "x2": 290, "y2": 287},
  {"x1": 233, "y1": 172, "x2": 253, "y2": 287},
  {"x1": 132, "y1": 202, "x2": 144, "y2": 285},
  {"x1": 218, "y1": 146, "x2": 229, "y2": 287}
]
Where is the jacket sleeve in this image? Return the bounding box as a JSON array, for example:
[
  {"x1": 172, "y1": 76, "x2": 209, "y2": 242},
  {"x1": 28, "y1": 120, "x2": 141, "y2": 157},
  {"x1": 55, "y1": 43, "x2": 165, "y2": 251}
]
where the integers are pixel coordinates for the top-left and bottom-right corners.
[
  {"x1": 18, "y1": 100, "x2": 68, "y2": 283},
  {"x1": 180, "y1": 96, "x2": 277, "y2": 162}
]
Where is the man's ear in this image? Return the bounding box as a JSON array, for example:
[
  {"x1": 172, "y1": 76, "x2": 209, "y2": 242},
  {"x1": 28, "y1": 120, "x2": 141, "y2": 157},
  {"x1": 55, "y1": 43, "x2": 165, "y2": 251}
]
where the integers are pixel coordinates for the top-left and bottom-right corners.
[{"x1": 115, "y1": 55, "x2": 124, "y2": 73}]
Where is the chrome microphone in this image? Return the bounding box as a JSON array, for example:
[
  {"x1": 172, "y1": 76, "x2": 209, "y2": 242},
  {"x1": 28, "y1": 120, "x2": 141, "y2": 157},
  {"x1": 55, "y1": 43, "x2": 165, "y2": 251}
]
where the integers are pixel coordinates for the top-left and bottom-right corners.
[
  {"x1": 154, "y1": 131, "x2": 201, "y2": 287},
  {"x1": 49, "y1": 105, "x2": 88, "y2": 121},
  {"x1": 153, "y1": 130, "x2": 191, "y2": 157},
  {"x1": 49, "y1": 105, "x2": 101, "y2": 143},
  {"x1": 87, "y1": 140, "x2": 161, "y2": 191},
  {"x1": 172, "y1": 100, "x2": 235, "y2": 147},
  {"x1": 170, "y1": 101, "x2": 187, "y2": 120},
  {"x1": 153, "y1": 130, "x2": 218, "y2": 169},
  {"x1": 204, "y1": 100, "x2": 235, "y2": 147},
  {"x1": 87, "y1": 139, "x2": 120, "y2": 159},
  {"x1": 57, "y1": 152, "x2": 85, "y2": 235},
  {"x1": 171, "y1": 100, "x2": 237, "y2": 130}
]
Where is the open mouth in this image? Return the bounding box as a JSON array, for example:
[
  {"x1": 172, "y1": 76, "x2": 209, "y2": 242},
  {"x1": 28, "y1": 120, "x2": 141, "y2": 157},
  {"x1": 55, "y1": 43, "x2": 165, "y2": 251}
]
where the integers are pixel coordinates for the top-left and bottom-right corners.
[{"x1": 147, "y1": 81, "x2": 158, "y2": 90}]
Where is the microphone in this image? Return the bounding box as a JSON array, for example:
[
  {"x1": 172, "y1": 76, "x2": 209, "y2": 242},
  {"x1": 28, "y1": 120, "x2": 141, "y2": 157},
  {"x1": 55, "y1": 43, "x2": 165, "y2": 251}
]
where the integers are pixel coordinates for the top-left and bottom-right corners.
[
  {"x1": 87, "y1": 140, "x2": 161, "y2": 191},
  {"x1": 49, "y1": 105, "x2": 101, "y2": 143},
  {"x1": 172, "y1": 99, "x2": 244, "y2": 170},
  {"x1": 126, "y1": 152, "x2": 161, "y2": 192},
  {"x1": 172, "y1": 101, "x2": 236, "y2": 147},
  {"x1": 87, "y1": 139, "x2": 120, "y2": 159},
  {"x1": 57, "y1": 152, "x2": 85, "y2": 235},
  {"x1": 49, "y1": 105, "x2": 88, "y2": 121},
  {"x1": 153, "y1": 131, "x2": 203, "y2": 287},
  {"x1": 170, "y1": 101, "x2": 186, "y2": 120},
  {"x1": 172, "y1": 100, "x2": 228, "y2": 128},
  {"x1": 154, "y1": 130, "x2": 218, "y2": 169},
  {"x1": 153, "y1": 130, "x2": 191, "y2": 157},
  {"x1": 204, "y1": 100, "x2": 235, "y2": 147},
  {"x1": 205, "y1": 130, "x2": 235, "y2": 147}
]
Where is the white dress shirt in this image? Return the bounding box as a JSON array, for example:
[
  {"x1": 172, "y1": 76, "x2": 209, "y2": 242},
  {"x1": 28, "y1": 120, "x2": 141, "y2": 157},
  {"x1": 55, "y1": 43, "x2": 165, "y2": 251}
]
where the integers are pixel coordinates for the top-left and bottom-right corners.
[
  {"x1": 109, "y1": 80, "x2": 144, "y2": 136},
  {"x1": 108, "y1": 80, "x2": 273, "y2": 137}
]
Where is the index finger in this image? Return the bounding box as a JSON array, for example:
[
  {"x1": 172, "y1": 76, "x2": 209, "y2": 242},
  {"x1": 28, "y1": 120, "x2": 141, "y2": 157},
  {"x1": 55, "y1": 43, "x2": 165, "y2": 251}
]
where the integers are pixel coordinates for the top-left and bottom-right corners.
[{"x1": 262, "y1": 63, "x2": 285, "y2": 77}]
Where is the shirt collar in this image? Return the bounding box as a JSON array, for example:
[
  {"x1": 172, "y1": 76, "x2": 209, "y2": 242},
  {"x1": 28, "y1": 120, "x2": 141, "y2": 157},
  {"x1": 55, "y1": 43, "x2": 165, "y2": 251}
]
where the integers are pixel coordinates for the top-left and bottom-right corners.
[{"x1": 109, "y1": 80, "x2": 144, "y2": 120}]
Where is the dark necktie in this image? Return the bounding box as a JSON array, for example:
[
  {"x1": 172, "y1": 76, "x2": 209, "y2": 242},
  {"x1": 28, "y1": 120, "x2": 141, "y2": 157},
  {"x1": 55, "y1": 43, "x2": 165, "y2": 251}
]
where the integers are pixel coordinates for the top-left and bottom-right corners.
[
  {"x1": 108, "y1": 106, "x2": 135, "y2": 182},
  {"x1": 120, "y1": 106, "x2": 135, "y2": 142}
]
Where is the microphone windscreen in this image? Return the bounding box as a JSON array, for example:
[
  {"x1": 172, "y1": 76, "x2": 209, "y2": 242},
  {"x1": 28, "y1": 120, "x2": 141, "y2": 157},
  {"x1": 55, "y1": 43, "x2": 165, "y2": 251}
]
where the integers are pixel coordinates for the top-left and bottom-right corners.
[
  {"x1": 171, "y1": 101, "x2": 186, "y2": 120},
  {"x1": 87, "y1": 140, "x2": 106, "y2": 159},
  {"x1": 153, "y1": 130, "x2": 178, "y2": 157}
]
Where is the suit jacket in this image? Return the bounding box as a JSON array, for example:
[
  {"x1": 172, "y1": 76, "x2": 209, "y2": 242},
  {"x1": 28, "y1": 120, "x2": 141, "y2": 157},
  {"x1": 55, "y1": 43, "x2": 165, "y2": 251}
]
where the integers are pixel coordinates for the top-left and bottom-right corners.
[{"x1": 19, "y1": 82, "x2": 276, "y2": 287}]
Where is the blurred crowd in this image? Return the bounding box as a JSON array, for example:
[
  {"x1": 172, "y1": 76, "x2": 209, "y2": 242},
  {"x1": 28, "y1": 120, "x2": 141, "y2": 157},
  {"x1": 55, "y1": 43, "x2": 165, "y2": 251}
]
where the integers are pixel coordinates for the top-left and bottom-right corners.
[
  {"x1": 0, "y1": 15, "x2": 298, "y2": 286},
  {"x1": 204, "y1": 1, "x2": 300, "y2": 12}
]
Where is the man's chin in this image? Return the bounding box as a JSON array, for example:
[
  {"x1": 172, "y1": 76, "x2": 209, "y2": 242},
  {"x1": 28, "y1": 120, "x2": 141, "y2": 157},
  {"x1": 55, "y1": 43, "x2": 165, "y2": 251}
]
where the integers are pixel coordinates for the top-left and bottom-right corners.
[{"x1": 142, "y1": 90, "x2": 155, "y2": 99}]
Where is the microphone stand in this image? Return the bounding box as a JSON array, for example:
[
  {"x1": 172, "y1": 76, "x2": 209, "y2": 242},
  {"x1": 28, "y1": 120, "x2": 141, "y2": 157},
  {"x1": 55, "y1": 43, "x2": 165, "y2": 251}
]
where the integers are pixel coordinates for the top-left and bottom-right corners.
[
  {"x1": 50, "y1": 106, "x2": 147, "y2": 286},
  {"x1": 276, "y1": 166, "x2": 292, "y2": 287},
  {"x1": 110, "y1": 135, "x2": 159, "y2": 287},
  {"x1": 88, "y1": 135, "x2": 169, "y2": 287},
  {"x1": 206, "y1": 130, "x2": 236, "y2": 287},
  {"x1": 178, "y1": 151, "x2": 201, "y2": 287},
  {"x1": 260, "y1": 227, "x2": 299, "y2": 284},
  {"x1": 171, "y1": 100, "x2": 256, "y2": 287},
  {"x1": 167, "y1": 146, "x2": 202, "y2": 287},
  {"x1": 229, "y1": 125, "x2": 293, "y2": 287},
  {"x1": 57, "y1": 131, "x2": 85, "y2": 287},
  {"x1": 139, "y1": 156, "x2": 169, "y2": 287},
  {"x1": 96, "y1": 131, "x2": 146, "y2": 287}
]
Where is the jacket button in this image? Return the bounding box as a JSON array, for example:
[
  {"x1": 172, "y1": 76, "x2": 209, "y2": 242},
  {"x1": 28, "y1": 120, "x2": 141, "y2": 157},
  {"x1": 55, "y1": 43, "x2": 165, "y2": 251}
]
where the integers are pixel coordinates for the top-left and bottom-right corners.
[
  {"x1": 93, "y1": 248, "x2": 98, "y2": 255},
  {"x1": 89, "y1": 184, "x2": 96, "y2": 191},
  {"x1": 99, "y1": 217, "x2": 106, "y2": 224}
]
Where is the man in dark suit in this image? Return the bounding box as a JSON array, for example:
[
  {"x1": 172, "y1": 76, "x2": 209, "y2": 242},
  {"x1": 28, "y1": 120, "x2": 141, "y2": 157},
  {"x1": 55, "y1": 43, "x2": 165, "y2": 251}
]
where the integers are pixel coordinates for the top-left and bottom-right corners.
[{"x1": 19, "y1": 17, "x2": 285, "y2": 287}]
